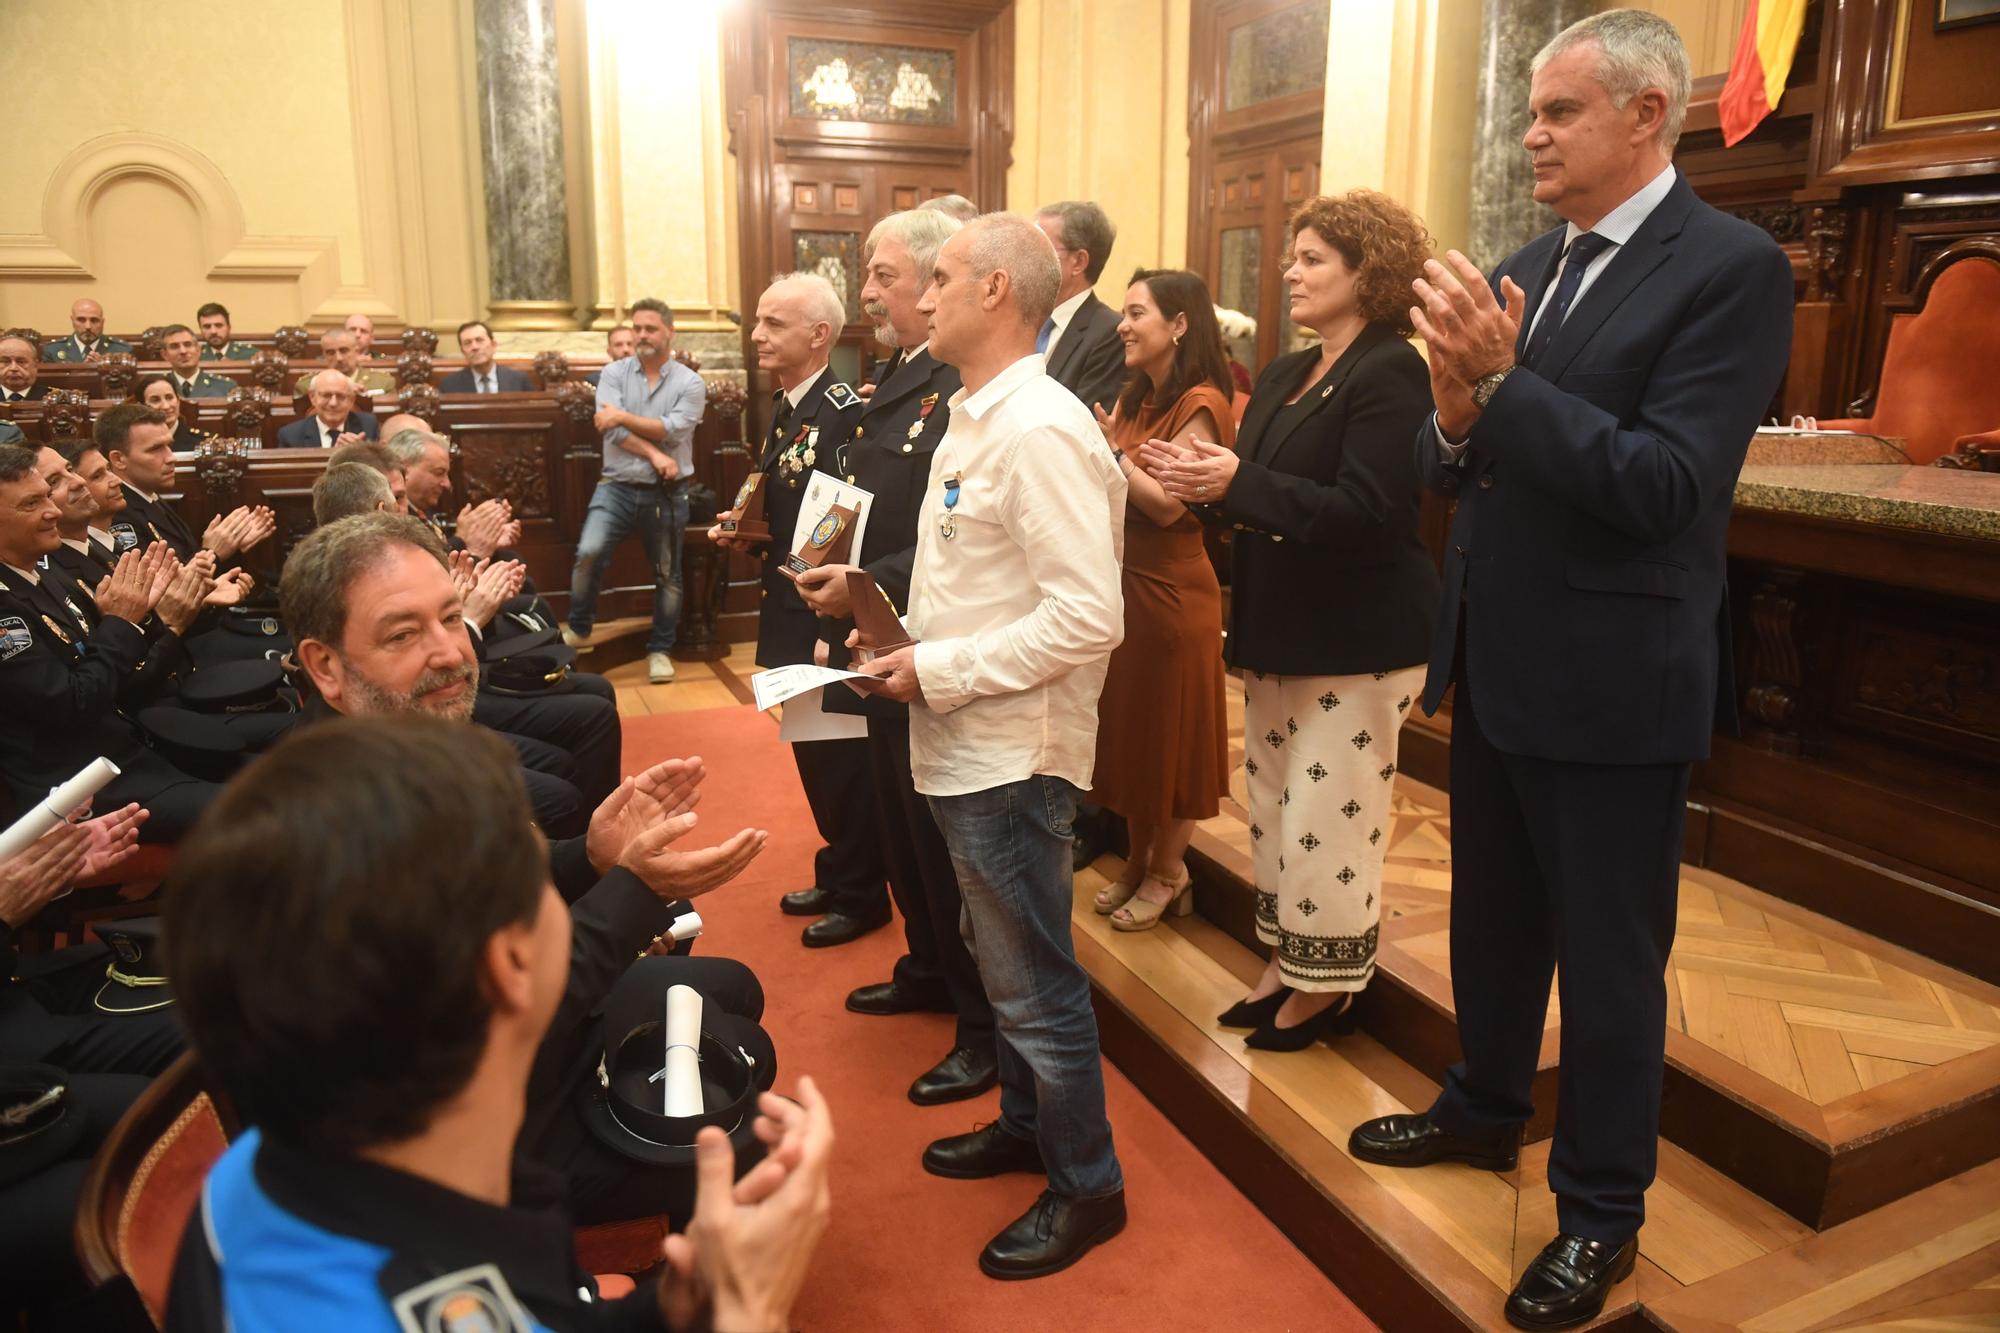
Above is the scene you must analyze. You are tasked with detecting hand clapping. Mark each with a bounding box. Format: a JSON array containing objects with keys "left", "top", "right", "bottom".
[
  {"left": 1136, "top": 437, "right": 1237, "bottom": 504},
  {"left": 1409, "top": 250, "right": 1527, "bottom": 437}
]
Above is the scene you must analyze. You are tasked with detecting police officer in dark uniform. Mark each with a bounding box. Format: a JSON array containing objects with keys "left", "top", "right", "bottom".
[
  {"left": 712, "top": 274, "right": 886, "bottom": 948},
  {"left": 792, "top": 211, "right": 998, "bottom": 1106},
  {"left": 0, "top": 443, "right": 223, "bottom": 840},
  {"left": 95, "top": 403, "right": 276, "bottom": 570}
]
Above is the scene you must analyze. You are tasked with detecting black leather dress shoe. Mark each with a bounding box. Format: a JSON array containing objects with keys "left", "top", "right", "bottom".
[
  {"left": 779, "top": 886, "right": 831, "bottom": 916},
  {"left": 1348, "top": 1112, "right": 1521, "bottom": 1171},
  {"left": 921, "top": 1121, "right": 1045, "bottom": 1180},
  {"left": 845, "top": 980, "right": 954, "bottom": 1016},
  {"left": 1505, "top": 1233, "right": 1636, "bottom": 1330},
  {"left": 909, "top": 1046, "right": 998, "bottom": 1106},
  {"left": 801, "top": 908, "right": 890, "bottom": 948},
  {"left": 979, "top": 1189, "right": 1127, "bottom": 1280}
]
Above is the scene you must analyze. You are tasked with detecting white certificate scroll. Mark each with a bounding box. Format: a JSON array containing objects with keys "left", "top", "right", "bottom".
[{"left": 663, "top": 984, "right": 704, "bottom": 1116}]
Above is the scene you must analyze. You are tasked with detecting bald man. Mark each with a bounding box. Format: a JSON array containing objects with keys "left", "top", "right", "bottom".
[
  {"left": 344, "top": 313, "right": 378, "bottom": 358},
  {"left": 41, "top": 299, "right": 133, "bottom": 363},
  {"left": 297, "top": 330, "right": 396, "bottom": 398},
  {"left": 278, "top": 371, "right": 381, "bottom": 448}
]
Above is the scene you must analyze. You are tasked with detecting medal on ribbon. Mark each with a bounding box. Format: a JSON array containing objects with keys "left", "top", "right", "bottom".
[{"left": 939, "top": 472, "right": 962, "bottom": 540}]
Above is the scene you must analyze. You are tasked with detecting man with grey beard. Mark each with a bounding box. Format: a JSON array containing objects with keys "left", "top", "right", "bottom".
[{"left": 280, "top": 511, "right": 586, "bottom": 834}]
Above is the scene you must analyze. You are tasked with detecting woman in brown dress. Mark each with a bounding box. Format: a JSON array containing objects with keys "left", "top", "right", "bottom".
[{"left": 1090, "top": 269, "right": 1235, "bottom": 931}]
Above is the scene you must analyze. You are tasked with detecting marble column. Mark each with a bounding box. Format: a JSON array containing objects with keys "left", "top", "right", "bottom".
[
  {"left": 1466, "top": 0, "right": 1606, "bottom": 271},
  {"left": 473, "top": 0, "right": 578, "bottom": 329}
]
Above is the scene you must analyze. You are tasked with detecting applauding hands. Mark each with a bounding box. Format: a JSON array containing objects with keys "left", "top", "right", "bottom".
[
  {"left": 455, "top": 499, "right": 523, "bottom": 559},
  {"left": 92, "top": 542, "right": 224, "bottom": 634},
  {"left": 584, "top": 756, "right": 768, "bottom": 900},
  {"left": 202, "top": 505, "right": 277, "bottom": 562}
]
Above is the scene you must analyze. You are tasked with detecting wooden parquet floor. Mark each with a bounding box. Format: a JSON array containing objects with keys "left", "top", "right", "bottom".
[
  {"left": 1203, "top": 676, "right": 2000, "bottom": 1123},
  {"left": 1076, "top": 870, "right": 2000, "bottom": 1330}
]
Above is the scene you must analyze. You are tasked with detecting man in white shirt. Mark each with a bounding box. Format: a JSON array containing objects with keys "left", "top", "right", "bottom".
[
  {"left": 276, "top": 371, "right": 381, "bottom": 449},
  {"left": 853, "top": 212, "right": 1129, "bottom": 1281},
  {"left": 0, "top": 335, "right": 48, "bottom": 402}
]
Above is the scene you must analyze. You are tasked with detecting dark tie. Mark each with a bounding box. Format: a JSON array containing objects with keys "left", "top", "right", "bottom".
[
  {"left": 769, "top": 390, "right": 793, "bottom": 447},
  {"left": 1519, "top": 232, "right": 1613, "bottom": 370}
]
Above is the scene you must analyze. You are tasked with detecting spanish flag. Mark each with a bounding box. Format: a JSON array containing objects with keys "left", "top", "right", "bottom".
[{"left": 1718, "top": 0, "right": 1808, "bottom": 146}]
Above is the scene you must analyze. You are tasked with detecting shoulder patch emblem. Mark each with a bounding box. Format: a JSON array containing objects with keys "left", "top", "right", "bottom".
[
  {"left": 824, "top": 381, "right": 860, "bottom": 410},
  {"left": 0, "top": 616, "right": 30, "bottom": 661},
  {"left": 391, "top": 1263, "right": 534, "bottom": 1333},
  {"left": 110, "top": 522, "right": 139, "bottom": 554}
]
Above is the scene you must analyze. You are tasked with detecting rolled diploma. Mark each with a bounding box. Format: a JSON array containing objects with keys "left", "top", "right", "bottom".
[
  {"left": 667, "top": 910, "right": 703, "bottom": 943},
  {"left": 663, "top": 984, "right": 704, "bottom": 1116},
  {"left": 0, "top": 758, "right": 121, "bottom": 862}
]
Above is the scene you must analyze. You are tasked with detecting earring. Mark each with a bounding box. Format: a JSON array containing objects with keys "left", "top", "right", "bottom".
[{"left": 1172, "top": 333, "right": 1182, "bottom": 346}]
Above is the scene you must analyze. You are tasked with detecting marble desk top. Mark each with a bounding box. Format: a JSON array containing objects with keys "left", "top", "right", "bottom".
[{"left": 1734, "top": 464, "right": 2000, "bottom": 542}]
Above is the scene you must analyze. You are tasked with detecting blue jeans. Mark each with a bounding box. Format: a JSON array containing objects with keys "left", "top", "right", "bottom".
[
  {"left": 927, "top": 775, "right": 1123, "bottom": 1200},
  {"left": 568, "top": 481, "right": 687, "bottom": 653}
]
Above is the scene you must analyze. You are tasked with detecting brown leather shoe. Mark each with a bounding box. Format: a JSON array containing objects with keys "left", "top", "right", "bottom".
[{"left": 1348, "top": 1112, "right": 1521, "bottom": 1171}]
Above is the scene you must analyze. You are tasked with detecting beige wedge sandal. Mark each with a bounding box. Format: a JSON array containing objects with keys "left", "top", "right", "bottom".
[{"left": 1109, "top": 863, "right": 1194, "bottom": 932}]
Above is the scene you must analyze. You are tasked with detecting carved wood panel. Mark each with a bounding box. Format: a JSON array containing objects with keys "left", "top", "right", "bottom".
[{"left": 725, "top": 0, "right": 1012, "bottom": 427}]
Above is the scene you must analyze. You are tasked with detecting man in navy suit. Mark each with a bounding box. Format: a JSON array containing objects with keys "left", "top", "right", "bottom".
[
  {"left": 277, "top": 372, "right": 381, "bottom": 448},
  {"left": 440, "top": 320, "right": 534, "bottom": 393},
  {"left": 1347, "top": 12, "right": 1793, "bottom": 1329}
]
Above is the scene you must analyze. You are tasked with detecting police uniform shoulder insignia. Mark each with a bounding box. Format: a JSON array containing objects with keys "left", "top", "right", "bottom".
[
  {"left": 824, "top": 381, "right": 860, "bottom": 410},
  {"left": 391, "top": 1263, "right": 535, "bottom": 1333},
  {"left": 0, "top": 616, "right": 30, "bottom": 661},
  {"left": 110, "top": 521, "right": 139, "bottom": 553}
]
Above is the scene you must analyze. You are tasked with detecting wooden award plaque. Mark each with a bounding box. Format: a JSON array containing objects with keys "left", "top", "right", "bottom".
[
  {"left": 778, "top": 502, "right": 858, "bottom": 582},
  {"left": 846, "top": 569, "right": 913, "bottom": 662},
  {"left": 717, "top": 473, "right": 772, "bottom": 543}
]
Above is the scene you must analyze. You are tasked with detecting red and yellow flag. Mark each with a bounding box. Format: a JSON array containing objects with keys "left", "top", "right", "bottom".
[{"left": 1718, "top": 0, "right": 1808, "bottom": 146}]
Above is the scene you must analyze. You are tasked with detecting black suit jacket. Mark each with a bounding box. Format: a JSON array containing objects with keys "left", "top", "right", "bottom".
[
  {"left": 750, "top": 374, "right": 864, "bottom": 668},
  {"left": 0, "top": 564, "right": 188, "bottom": 813},
  {"left": 276, "top": 411, "right": 380, "bottom": 448},
  {"left": 818, "top": 348, "right": 961, "bottom": 719},
  {"left": 111, "top": 481, "right": 202, "bottom": 560},
  {"left": 1045, "top": 292, "right": 1127, "bottom": 412},
  {"left": 439, "top": 365, "right": 534, "bottom": 393},
  {"left": 0, "top": 383, "right": 49, "bottom": 403},
  {"left": 1418, "top": 174, "right": 1795, "bottom": 765},
  {"left": 1208, "top": 325, "right": 1439, "bottom": 676}
]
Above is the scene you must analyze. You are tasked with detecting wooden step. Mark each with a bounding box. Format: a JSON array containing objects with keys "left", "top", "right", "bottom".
[
  {"left": 1181, "top": 686, "right": 2000, "bottom": 1229},
  {"left": 1076, "top": 866, "right": 2000, "bottom": 1331}
]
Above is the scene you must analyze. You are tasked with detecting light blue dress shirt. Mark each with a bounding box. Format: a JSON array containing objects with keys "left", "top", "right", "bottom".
[{"left": 594, "top": 355, "right": 707, "bottom": 483}]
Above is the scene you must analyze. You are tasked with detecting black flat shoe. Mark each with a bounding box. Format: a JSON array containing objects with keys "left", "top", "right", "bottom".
[
  {"left": 909, "top": 1046, "right": 999, "bottom": 1106},
  {"left": 845, "top": 980, "right": 954, "bottom": 1016},
  {"left": 1218, "top": 987, "right": 1291, "bottom": 1029},
  {"left": 779, "top": 886, "right": 831, "bottom": 916},
  {"left": 1245, "top": 993, "right": 1358, "bottom": 1050},
  {"left": 922, "top": 1121, "right": 1046, "bottom": 1180},
  {"left": 979, "top": 1189, "right": 1127, "bottom": 1280},
  {"left": 1348, "top": 1112, "right": 1522, "bottom": 1171},
  {"left": 801, "top": 909, "right": 890, "bottom": 948},
  {"left": 1505, "top": 1233, "right": 1636, "bottom": 1330}
]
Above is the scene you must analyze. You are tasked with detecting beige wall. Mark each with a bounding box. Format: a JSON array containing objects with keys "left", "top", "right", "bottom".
[
  {"left": 580, "top": 0, "right": 738, "bottom": 333},
  {"left": 0, "top": 0, "right": 486, "bottom": 336},
  {"left": 1630, "top": 0, "right": 1751, "bottom": 79},
  {"left": 1319, "top": 0, "right": 1481, "bottom": 258},
  {"left": 1009, "top": 0, "right": 1193, "bottom": 305}
]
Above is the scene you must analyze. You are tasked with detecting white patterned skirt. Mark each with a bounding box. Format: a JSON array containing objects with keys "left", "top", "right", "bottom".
[{"left": 1242, "top": 665, "right": 1425, "bottom": 993}]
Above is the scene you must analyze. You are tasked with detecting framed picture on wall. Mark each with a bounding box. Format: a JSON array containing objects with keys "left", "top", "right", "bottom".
[{"left": 1937, "top": 0, "right": 2000, "bottom": 31}]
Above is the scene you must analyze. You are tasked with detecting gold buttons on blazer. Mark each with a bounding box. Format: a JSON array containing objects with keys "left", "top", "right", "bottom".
[
  {"left": 1479, "top": 474, "right": 1495, "bottom": 489},
  {"left": 854, "top": 426, "right": 865, "bottom": 439}
]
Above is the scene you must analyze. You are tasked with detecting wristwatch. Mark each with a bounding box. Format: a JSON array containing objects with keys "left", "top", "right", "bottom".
[{"left": 1472, "top": 366, "right": 1514, "bottom": 410}]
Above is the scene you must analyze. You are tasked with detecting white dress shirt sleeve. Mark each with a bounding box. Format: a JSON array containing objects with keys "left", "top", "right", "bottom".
[{"left": 913, "top": 428, "right": 1125, "bottom": 715}]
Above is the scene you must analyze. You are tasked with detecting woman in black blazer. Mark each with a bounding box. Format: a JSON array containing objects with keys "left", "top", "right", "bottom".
[
  {"left": 135, "top": 374, "right": 209, "bottom": 452},
  {"left": 1141, "top": 191, "right": 1439, "bottom": 1051}
]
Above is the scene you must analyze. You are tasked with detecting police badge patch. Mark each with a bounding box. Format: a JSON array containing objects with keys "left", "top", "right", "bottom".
[
  {"left": 0, "top": 616, "right": 30, "bottom": 661},
  {"left": 391, "top": 1263, "right": 534, "bottom": 1333},
  {"left": 110, "top": 521, "right": 140, "bottom": 553},
  {"left": 824, "top": 381, "right": 860, "bottom": 410}
]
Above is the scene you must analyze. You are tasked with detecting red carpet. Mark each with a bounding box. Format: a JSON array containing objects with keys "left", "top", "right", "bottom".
[{"left": 624, "top": 706, "right": 1375, "bottom": 1332}]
